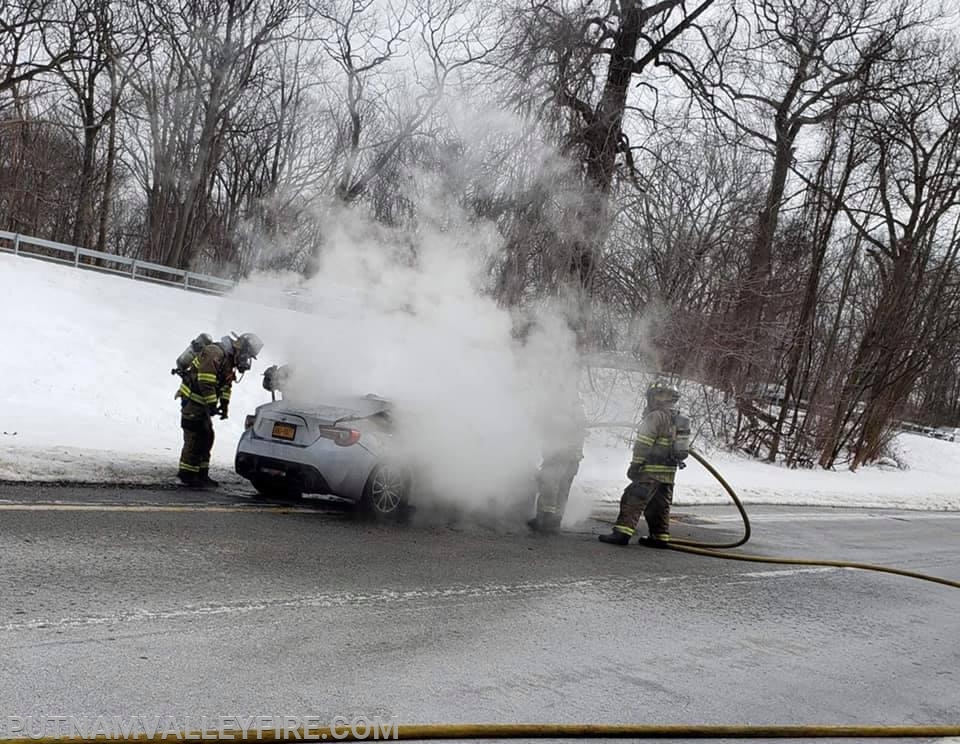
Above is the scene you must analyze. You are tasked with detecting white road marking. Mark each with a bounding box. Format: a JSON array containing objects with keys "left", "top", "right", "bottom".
[
  {"left": 0, "top": 502, "right": 326, "bottom": 514},
  {"left": 7, "top": 500, "right": 958, "bottom": 520},
  {"left": 0, "top": 568, "right": 837, "bottom": 634},
  {"left": 739, "top": 567, "right": 837, "bottom": 578},
  {"left": 0, "top": 578, "right": 652, "bottom": 632}
]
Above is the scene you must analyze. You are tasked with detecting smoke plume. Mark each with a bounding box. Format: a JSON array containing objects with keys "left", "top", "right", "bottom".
[{"left": 224, "top": 200, "right": 583, "bottom": 523}]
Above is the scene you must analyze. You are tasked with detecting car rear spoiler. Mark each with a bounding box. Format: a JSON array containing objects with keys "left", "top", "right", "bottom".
[{"left": 334, "top": 395, "right": 393, "bottom": 426}]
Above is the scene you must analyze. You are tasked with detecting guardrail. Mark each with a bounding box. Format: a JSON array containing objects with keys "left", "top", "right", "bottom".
[{"left": 0, "top": 230, "right": 237, "bottom": 295}]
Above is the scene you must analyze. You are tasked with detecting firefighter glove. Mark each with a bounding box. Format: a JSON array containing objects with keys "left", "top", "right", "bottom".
[
  {"left": 627, "top": 462, "right": 644, "bottom": 481},
  {"left": 218, "top": 401, "right": 229, "bottom": 420}
]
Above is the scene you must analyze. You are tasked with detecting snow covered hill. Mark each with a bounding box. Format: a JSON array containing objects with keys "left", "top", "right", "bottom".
[
  {"left": 1, "top": 253, "right": 293, "bottom": 485},
  {"left": 2, "top": 252, "right": 959, "bottom": 512}
]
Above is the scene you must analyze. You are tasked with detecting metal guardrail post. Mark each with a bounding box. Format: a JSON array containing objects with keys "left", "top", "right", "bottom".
[
  {"left": 74, "top": 244, "right": 80, "bottom": 267},
  {"left": 131, "top": 261, "right": 138, "bottom": 280},
  {"left": 184, "top": 273, "right": 190, "bottom": 290},
  {"left": 13, "top": 234, "right": 20, "bottom": 255}
]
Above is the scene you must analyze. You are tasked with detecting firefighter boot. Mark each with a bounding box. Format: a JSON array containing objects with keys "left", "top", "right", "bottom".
[
  {"left": 198, "top": 469, "right": 220, "bottom": 489},
  {"left": 177, "top": 470, "right": 201, "bottom": 487},
  {"left": 598, "top": 529, "right": 631, "bottom": 545},
  {"left": 528, "top": 512, "right": 562, "bottom": 534},
  {"left": 527, "top": 514, "right": 551, "bottom": 533},
  {"left": 637, "top": 534, "right": 671, "bottom": 549},
  {"left": 542, "top": 513, "right": 562, "bottom": 534}
]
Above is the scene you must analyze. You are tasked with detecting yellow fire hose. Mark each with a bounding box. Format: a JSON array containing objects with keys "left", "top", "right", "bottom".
[
  {"left": 669, "top": 449, "right": 751, "bottom": 549},
  {"left": 660, "top": 449, "right": 960, "bottom": 590},
  {"left": 12, "top": 723, "right": 960, "bottom": 741}
]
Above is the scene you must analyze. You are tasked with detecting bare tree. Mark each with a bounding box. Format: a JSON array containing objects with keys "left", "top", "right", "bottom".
[
  {"left": 763, "top": 111, "right": 864, "bottom": 462},
  {"left": 664, "top": 0, "right": 919, "bottom": 391},
  {"left": 0, "top": 0, "right": 79, "bottom": 95},
  {"left": 307, "top": 0, "right": 416, "bottom": 203},
  {"left": 0, "top": 104, "right": 83, "bottom": 239},
  {"left": 602, "top": 132, "right": 765, "bottom": 365},
  {"left": 305, "top": 0, "right": 498, "bottom": 207},
  {"left": 125, "top": 0, "right": 296, "bottom": 270},
  {"left": 819, "top": 38, "right": 960, "bottom": 468},
  {"left": 1, "top": 0, "right": 86, "bottom": 238},
  {"left": 51, "top": 0, "right": 143, "bottom": 249},
  {"left": 496, "top": 0, "right": 716, "bottom": 297},
  {"left": 228, "top": 34, "right": 333, "bottom": 272}
]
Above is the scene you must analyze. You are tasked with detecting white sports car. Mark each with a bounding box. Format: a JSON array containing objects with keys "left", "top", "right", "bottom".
[{"left": 235, "top": 367, "right": 411, "bottom": 519}]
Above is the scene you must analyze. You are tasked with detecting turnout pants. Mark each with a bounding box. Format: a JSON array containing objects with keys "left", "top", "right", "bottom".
[
  {"left": 179, "top": 403, "right": 214, "bottom": 480},
  {"left": 535, "top": 455, "right": 581, "bottom": 522},
  {"left": 613, "top": 478, "right": 674, "bottom": 540}
]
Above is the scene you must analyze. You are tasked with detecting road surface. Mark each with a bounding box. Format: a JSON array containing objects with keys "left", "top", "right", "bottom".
[{"left": 1, "top": 484, "right": 958, "bottom": 739}]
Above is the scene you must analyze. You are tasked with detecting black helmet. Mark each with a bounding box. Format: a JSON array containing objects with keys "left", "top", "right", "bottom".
[
  {"left": 262, "top": 363, "right": 291, "bottom": 392},
  {"left": 646, "top": 380, "right": 680, "bottom": 410},
  {"left": 233, "top": 332, "right": 264, "bottom": 372}
]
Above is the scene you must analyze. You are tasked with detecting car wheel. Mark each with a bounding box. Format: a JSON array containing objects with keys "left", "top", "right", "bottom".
[
  {"left": 361, "top": 464, "right": 410, "bottom": 521},
  {"left": 250, "top": 475, "right": 302, "bottom": 501}
]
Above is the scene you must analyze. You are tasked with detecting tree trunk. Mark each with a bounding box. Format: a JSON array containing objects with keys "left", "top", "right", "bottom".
[
  {"left": 72, "top": 103, "right": 98, "bottom": 249},
  {"left": 722, "top": 129, "right": 797, "bottom": 390},
  {"left": 570, "top": 0, "right": 695, "bottom": 291},
  {"left": 768, "top": 121, "right": 853, "bottom": 462},
  {"left": 97, "top": 104, "right": 118, "bottom": 254},
  {"left": 818, "top": 245, "right": 914, "bottom": 468}
]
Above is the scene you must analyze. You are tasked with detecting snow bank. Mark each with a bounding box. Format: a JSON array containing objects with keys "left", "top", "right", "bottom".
[
  {"left": 2, "top": 252, "right": 959, "bottom": 511},
  {"left": 572, "top": 436, "right": 960, "bottom": 513},
  {"left": 1, "top": 253, "right": 290, "bottom": 484},
  {"left": 570, "top": 367, "right": 960, "bottom": 512}
]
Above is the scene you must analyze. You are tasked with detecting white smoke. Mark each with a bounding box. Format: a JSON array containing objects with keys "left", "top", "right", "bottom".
[{"left": 224, "top": 200, "right": 584, "bottom": 522}]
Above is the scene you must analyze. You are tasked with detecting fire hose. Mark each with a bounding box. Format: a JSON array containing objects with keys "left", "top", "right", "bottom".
[
  {"left": 657, "top": 448, "right": 960, "bottom": 590},
  {"left": 14, "top": 723, "right": 960, "bottom": 741}
]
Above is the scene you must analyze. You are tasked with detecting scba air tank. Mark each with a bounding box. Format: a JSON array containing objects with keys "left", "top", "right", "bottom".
[{"left": 174, "top": 333, "right": 215, "bottom": 375}]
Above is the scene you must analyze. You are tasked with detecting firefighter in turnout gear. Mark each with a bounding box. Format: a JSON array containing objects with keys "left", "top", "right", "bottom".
[
  {"left": 174, "top": 332, "right": 264, "bottom": 487},
  {"left": 599, "top": 380, "right": 691, "bottom": 547},
  {"left": 528, "top": 386, "right": 588, "bottom": 534}
]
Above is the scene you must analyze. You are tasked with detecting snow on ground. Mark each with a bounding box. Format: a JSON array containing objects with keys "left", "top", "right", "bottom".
[
  {"left": 2, "top": 252, "right": 959, "bottom": 511},
  {"left": 0, "top": 253, "right": 295, "bottom": 485},
  {"left": 571, "top": 435, "right": 960, "bottom": 515}
]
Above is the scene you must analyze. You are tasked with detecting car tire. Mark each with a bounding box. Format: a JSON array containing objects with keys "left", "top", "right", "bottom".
[
  {"left": 250, "top": 475, "right": 302, "bottom": 501},
  {"left": 361, "top": 464, "right": 411, "bottom": 521}
]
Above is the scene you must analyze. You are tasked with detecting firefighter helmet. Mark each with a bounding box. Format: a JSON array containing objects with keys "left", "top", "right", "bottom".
[
  {"left": 233, "top": 332, "right": 264, "bottom": 372},
  {"left": 646, "top": 380, "right": 680, "bottom": 410}
]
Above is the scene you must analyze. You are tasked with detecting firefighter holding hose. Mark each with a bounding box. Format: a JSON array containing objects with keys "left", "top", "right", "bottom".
[{"left": 600, "top": 380, "right": 691, "bottom": 547}]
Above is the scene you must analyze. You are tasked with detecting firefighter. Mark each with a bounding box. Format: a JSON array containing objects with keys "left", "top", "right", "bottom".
[
  {"left": 175, "top": 332, "right": 264, "bottom": 487},
  {"left": 599, "top": 380, "right": 690, "bottom": 547},
  {"left": 528, "top": 385, "right": 587, "bottom": 534}
]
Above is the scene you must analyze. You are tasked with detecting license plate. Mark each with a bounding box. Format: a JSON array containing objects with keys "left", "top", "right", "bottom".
[{"left": 272, "top": 422, "right": 297, "bottom": 440}]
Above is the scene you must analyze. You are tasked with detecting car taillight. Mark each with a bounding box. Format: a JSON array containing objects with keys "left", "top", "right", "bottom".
[
  {"left": 244, "top": 415, "right": 256, "bottom": 430},
  {"left": 335, "top": 429, "right": 361, "bottom": 447},
  {"left": 318, "top": 427, "right": 361, "bottom": 446}
]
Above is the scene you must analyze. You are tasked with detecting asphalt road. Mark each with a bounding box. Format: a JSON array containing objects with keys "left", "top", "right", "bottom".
[{"left": 1, "top": 484, "right": 959, "bottom": 740}]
